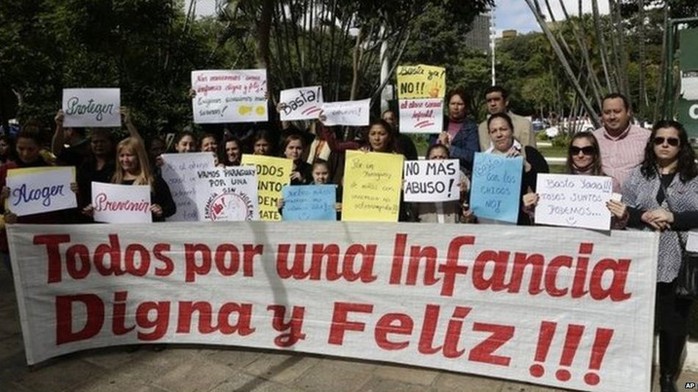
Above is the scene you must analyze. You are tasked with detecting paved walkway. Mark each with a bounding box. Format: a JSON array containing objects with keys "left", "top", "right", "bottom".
[{"left": 0, "top": 266, "right": 695, "bottom": 392}]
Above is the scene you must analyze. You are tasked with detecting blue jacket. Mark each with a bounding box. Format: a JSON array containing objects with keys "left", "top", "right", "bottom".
[{"left": 430, "top": 116, "right": 480, "bottom": 173}]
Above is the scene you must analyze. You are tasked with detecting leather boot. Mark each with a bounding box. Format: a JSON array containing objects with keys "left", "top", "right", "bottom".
[{"left": 659, "top": 332, "right": 685, "bottom": 392}]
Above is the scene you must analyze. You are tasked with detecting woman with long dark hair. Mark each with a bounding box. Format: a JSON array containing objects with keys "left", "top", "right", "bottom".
[{"left": 612, "top": 120, "right": 698, "bottom": 392}]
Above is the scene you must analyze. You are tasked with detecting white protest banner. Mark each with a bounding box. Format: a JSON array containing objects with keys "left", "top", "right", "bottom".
[
  {"left": 8, "top": 222, "right": 658, "bottom": 392},
  {"left": 403, "top": 159, "right": 460, "bottom": 202},
  {"left": 535, "top": 174, "right": 613, "bottom": 231},
  {"left": 195, "top": 166, "right": 259, "bottom": 222},
  {"left": 191, "top": 69, "right": 268, "bottom": 123},
  {"left": 62, "top": 88, "right": 121, "bottom": 128},
  {"left": 91, "top": 182, "right": 152, "bottom": 224},
  {"left": 321, "top": 99, "right": 370, "bottom": 126},
  {"left": 398, "top": 98, "right": 444, "bottom": 134},
  {"left": 6, "top": 167, "right": 76, "bottom": 216},
  {"left": 160, "top": 152, "right": 216, "bottom": 221},
  {"left": 279, "top": 86, "right": 323, "bottom": 121}
]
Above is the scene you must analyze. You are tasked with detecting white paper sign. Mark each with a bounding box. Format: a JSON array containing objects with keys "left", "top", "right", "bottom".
[
  {"left": 321, "top": 99, "right": 370, "bottom": 126},
  {"left": 195, "top": 166, "right": 259, "bottom": 221},
  {"left": 7, "top": 223, "right": 659, "bottom": 392},
  {"left": 681, "top": 73, "right": 698, "bottom": 100},
  {"left": 398, "top": 98, "right": 444, "bottom": 134},
  {"left": 91, "top": 182, "right": 152, "bottom": 223},
  {"left": 535, "top": 173, "right": 613, "bottom": 230},
  {"left": 403, "top": 159, "right": 460, "bottom": 202},
  {"left": 687, "top": 231, "right": 698, "bottom": 253},
  {"left": 279, "top": 86, "right": 323, "bottom": 121},
  {"left": 160, "top": 152, "right": 216, "bottom": 221},
  {"left": 62, "top": 88, "right": 121, "bottom": 127},
  {"left": 6, "top": 167, "right": 76, "bottom": 216},
  {"left": 191, "top": 69, "right": 268, "bottom": 123}
]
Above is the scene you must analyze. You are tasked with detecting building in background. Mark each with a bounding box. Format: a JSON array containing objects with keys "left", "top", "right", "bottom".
[{"left": 465, "top": 13, "right": 492, "bottom": 54}]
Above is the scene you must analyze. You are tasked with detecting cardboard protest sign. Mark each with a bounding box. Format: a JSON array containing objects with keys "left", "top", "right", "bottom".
[
  {"left": 240, "top": 155, "right": 292, "bottom": 221},
  {"left": 398, "top": 98, "right": 444, "bottom": 134},
  {"left": 195, "top": 166, "right": 259, "bottom": 222},
  {"left": 281, "top": 185, "right": 336, "bottom": 221},
  {"left": 321, "top": 99, "right": 370, "bottom": 126},
  {"left": 92, "top": 182, "right": 152, "bottom": 223},
  {"left": 534, "top": 174, "right": 613, "bottom": 230},
  {"left": 470, "top": 152, "right": 523, "bottom": 223},
  {"left": 6, "top": 167, "right": 76, "bottom": 216},
  {"left": 342, "top": 150, "right": 403, "bottom": 222},
  {"left": 160, "top": 152, "right": 216, "bottom": 221},
  {"left": 7, "top": 222, "right": 659, "bottom": 392},
  {"left": 403, "top": 159, "right": 460, "bottom": 202},
  {"left": 279, "top": 86, "right": 323, "bottom": 121},
  {"left": 191, "top": 69, "right": 268, "bottom": 123},
  {"left": 62, "top": 88, "right": 120, "bottom": 127},
  {"left": 396, "top": 64, "right": 446, "bottom": 99}
]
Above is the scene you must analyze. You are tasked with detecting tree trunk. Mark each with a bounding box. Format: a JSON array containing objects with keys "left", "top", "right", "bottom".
[{"left": 526, "top": 0, "right": 600, "bottom": 127}]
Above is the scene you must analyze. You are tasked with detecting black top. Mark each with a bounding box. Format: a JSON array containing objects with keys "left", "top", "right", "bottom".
[{"left": 121, "top": 176, "right": 176, "bottom": 222}]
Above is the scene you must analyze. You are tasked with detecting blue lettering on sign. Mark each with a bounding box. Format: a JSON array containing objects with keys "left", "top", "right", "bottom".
[{"left": 12, "top": 183, "right": 66, "bottom": 207}]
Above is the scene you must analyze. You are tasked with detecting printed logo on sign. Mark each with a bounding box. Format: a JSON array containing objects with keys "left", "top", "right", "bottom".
[{"left": 204, "top": 192, "right": 254, "bottom": 221}]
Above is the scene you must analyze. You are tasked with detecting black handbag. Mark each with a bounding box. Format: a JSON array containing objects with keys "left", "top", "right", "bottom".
[
  {"left": 674, "top": 238, "right": 698, "bottom": 299},
  {"left": 659, "top": 178, "right": 698, "bottom": 299}
]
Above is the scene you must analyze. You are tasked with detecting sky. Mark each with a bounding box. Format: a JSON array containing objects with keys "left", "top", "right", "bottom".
[
  {"left": 184, "top": 0, "right": 611, "bottom": 37},
  {"left": 493, "top": 0, "right": 610, "bottom": 36}
]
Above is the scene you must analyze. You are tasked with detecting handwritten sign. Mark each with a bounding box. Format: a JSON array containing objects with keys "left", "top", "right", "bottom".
[
  {"left": 399, "top": 98, "right": 443, "bottom": 134},
  {"left": 62, "top": 88, "right": 120, "bottom": 127},
  {"left": 6, "top": 167, "right": 76, "bottom": 217},
  {"left": 279, "top": 86, "right": 323, "bottom": 121},
  {"left": 396, "top": 64, "right": 446, "bottom": 99},
  {"left": 240, "top": 155, "right": 292, "bottom": 221},
  {"left": 470, "top": 153, "right": 522, "bottom": 223},
  {"left": 195, "top": 166, "right": 259, "bottom": 222},
  {"left": 534, "top": 174, "right": 613, "bottom": 230},
  {"left": 342, "top": 150, "right": 403, "bottom": 222},
  {"left": 160, "top": 153, "right": 216, "bottom": 221},
  {"left": 7, "top": 222, "right": 659, "bottom": 392},
  {"left": 321, "top": 99, "right": 370, "bottom": 126},
  {"left": 281, "top": 185, "right": 336, "bottom": 221},
  {"left": 191, "top": 69, "right": 268, "bottom": 124},
  {"left": 403, "top": 159, "right": 460, "bottom": 202},
  {"left": 91, "top": 182, "right": 151, "bottom": 223}
]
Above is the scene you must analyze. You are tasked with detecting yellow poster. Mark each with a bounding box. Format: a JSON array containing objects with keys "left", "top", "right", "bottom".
[
  {"left": 240, "top": 155, "right": 292, "bottom": 221},
  {"left": 396, "top": 64, "right": 446, "bottom": 99},
  {"left": 341, "top": 150, "right": 404, "bottom": 222}
]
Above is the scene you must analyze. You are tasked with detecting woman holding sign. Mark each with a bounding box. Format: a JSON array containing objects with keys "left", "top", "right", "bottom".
[
  {"left": 614, "top": 120, "right": 698, "bottom": 392},
  {"left": 521, "top": 132, "right": 604, "bottom": 214},
  {"left": 0, "top": 127, "right": 72, "bottom": 270},
  {"left": 83, "top": 136, "right": 176, "bottom": 222},
  {"left": 281, "top": 134, "right": 312, "bottom": 185},
  {"left": 415, "top": 144, "right": 472, "bottom": 223},
  {"left": 484, "top": 113, "right": 548, "bottom": 225},
  {"left": 432, "top": 87, "right": 479, "bottom": 173}
]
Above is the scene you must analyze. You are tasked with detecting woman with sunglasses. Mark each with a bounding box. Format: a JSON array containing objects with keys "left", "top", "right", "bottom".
[
  {"left": 522, "top": 132, "right": 604, "bottom": 212},
  {"left": 611, "top": 120, "right": 698, "bottom": 392}
]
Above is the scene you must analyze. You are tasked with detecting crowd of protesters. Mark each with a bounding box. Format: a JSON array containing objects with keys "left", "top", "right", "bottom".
[{"left": 0, "top": 85, "right": 697, "bottom": 392}]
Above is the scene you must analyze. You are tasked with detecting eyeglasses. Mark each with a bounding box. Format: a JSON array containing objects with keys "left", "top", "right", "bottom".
[
  {"left": 653, "top": 137, "right": 680, "bottom": 147},
  {"left": 570, "top": 146, "right": 595, "bottom": 156}
]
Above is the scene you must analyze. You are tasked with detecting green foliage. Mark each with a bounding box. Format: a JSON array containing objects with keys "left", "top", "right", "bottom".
[{"left": 551, "top": 132, "right": 572, "bottom": 149}]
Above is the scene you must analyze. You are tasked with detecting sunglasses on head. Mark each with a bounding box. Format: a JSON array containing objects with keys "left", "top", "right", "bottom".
[
  {"left": 570, "top": 146, "right": 595, "bottom": 155},
  {"left": 653, "top": 136, "right": 680, "bottom": 147}
]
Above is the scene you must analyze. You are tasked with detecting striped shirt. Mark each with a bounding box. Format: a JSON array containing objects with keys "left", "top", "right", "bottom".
[{"left": 593, "top": 124, "right": 650, "bottom": 192}]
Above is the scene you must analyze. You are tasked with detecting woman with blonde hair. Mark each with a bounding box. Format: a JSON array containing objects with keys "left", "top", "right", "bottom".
[{"left": 84, "top": 136, "right": 176, "bottom": 222}]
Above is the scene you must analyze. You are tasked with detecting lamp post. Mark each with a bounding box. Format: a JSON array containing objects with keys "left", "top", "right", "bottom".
[{"left": 490, "top": 12, "right": 496, "bottom": 86}]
